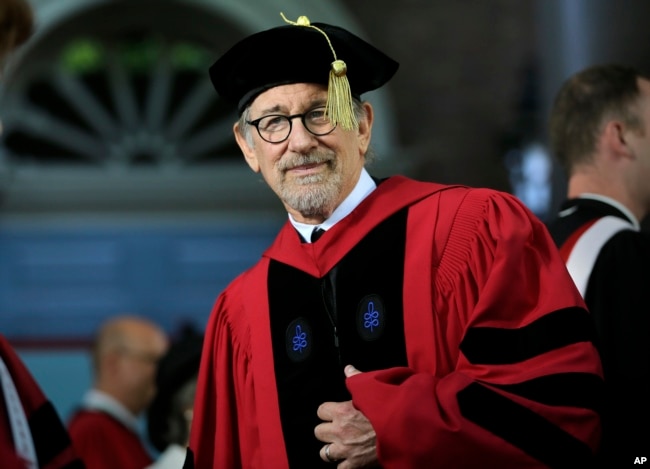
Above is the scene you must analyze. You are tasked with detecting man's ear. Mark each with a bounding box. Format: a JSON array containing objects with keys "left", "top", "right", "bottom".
[
  {"left": 103, "top": 348, "right": 121, "bottom": 376},
  {"left": 603, "top": 120, "right": 633, "bottom": 158},
  {"left": 234, "top": 122, "right": 260, "bottom": 172},
  {"left": 357, "top": 102, "right": 374, "bottom": 156}
]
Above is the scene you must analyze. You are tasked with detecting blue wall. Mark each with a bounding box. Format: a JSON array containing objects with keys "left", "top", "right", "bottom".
[
  {"left": 2, "top": 215, "right": 283, "bottom": 446},
  {"left": 0, "top": 217, "right": 282, "bottom": 340}
]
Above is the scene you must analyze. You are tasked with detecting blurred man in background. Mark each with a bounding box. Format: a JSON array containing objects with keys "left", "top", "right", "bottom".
[
  {"left": 547, "top": 63, "right": 650, "bottom": 466},
  {"left": 68, "top": 315, "right": 168, "bottom": 469}
]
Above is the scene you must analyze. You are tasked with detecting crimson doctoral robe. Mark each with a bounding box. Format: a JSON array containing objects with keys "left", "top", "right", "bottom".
[
  {"left": 0, "top": 335, "right": 83, "bottom": 469},
  {"left": 188, "top": 176, "right": 603, "bottom": 468}
]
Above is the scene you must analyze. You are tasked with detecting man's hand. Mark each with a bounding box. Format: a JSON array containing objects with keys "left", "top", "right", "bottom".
[{"left": 314, "top": 365, "right": 379, "bottom": 468}]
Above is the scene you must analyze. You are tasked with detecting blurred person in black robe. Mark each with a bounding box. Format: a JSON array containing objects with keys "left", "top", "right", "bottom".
[{"left": 547, "top": 63, "right": 650, "bottom": 466}]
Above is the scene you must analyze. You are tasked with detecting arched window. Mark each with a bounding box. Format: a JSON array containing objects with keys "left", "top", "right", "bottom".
[{"left": 0, "top": 0, "right": 398, "bottom": 214}]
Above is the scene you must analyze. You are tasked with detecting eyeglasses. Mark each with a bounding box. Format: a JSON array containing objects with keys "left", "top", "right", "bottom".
[{"left": 246, "top": 106, "right": 336, "bottom": 143}]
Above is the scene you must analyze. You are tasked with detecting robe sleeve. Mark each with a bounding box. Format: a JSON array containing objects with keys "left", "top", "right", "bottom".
[
  {"left": 346, "top": 188, "right": 603, "bottom": 468},
  {"left": 187, "top": 274, "right": 258, "bottom": 469}
]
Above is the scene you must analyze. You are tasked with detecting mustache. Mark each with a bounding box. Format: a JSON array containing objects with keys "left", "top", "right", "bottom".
[{"left": 278, "top": 152, "right": 335, "bottom": 171}]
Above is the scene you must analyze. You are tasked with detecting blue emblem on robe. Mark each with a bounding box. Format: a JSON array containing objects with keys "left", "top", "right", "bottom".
[
  {"left": 356, "top": 294, "right": 385, "bottom": 341},
  {"left": 286, "top": 317, "right": 312, "bottom": 362}
]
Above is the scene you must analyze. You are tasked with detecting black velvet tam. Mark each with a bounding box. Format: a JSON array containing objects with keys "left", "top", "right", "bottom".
[{"left": 208, "top": 19, "right": 399, "bottom": 113}]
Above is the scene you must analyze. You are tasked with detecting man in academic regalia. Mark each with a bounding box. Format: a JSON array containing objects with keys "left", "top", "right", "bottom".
[
  {"left": 546, "top": 64, "right": 650, "bottom": 467},
  {"left": 186, "top": 14, "right": 604, "bottom": 468},
  {"left": 1, "top": 2, "right": 84, "bottom": 468}
]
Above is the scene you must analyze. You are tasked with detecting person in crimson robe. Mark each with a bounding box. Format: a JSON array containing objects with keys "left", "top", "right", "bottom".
[
  {"left": 185, "top": 14, "right": 604, "bottom": 469},
  {"left": 67, "top": 316, "right": 168, "bottom": 469},
  {"left": 546, "top": 64, "right": 650, "bottom": 467},
  {"left": 1, "top": 2, "right": 84, "bottom": 468},
  {"left": 0, "top": 335, "right": 85, "bottom": 469}
]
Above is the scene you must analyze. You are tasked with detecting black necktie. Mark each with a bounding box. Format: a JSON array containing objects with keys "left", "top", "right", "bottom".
[{"left": 311, "top": 227, "right": 326, "bottom": 243}]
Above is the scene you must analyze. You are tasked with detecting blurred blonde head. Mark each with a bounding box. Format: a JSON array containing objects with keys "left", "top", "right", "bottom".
[{"left": 0, "top": 0, "right": 33, "bottom": 66}]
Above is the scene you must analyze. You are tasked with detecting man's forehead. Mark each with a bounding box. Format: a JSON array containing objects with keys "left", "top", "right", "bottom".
[{"left": 250, "top": 83, "right": 328, "bottom": 112}]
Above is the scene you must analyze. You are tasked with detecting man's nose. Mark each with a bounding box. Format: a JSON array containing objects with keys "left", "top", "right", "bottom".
[{"left": 286, "top": 119, "right": 318, "bottom": 153}]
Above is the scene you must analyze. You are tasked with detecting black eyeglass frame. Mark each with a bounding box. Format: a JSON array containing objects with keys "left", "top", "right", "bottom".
[{"left": 245, "top": 106, "right": 337, "bottom": 144}]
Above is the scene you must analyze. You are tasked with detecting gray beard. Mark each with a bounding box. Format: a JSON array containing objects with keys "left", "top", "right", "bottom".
[{"left": 277, "top": 154, "right": 342, "bottom": 219}]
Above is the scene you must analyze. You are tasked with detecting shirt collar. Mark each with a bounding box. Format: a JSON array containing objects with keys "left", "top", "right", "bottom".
[
  {"left": 82, "top": 389, "right": 140, "bottom": 433},
  {"left": 290, "top": 168, "right": 377, "bottom": 243},
  {"left": 576, "top": 193, "right": 641, "bottom": 229}
]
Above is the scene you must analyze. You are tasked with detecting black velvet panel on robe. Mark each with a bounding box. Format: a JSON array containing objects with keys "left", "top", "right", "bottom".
[{"left": 268, "top": 209, "right": 409, "bottom": 468}]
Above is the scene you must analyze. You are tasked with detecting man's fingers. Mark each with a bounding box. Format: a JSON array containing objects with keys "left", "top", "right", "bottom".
[
  {"left": 317, "top": 401, "right": 335, "bottom": 420},
  {"left": 320, "top": 443, "right": 339, "bottom": 463},
  {"left": 344, "top": 364, "right": 361, "bottom": 377}
]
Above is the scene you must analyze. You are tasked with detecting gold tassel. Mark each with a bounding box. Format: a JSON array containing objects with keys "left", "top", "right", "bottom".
[
  {"left": 280, "top": 13, "right": 358, "bottom": 131},
  {"left": 327, "top": 60, "right": 358, "bottom": 131}
]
